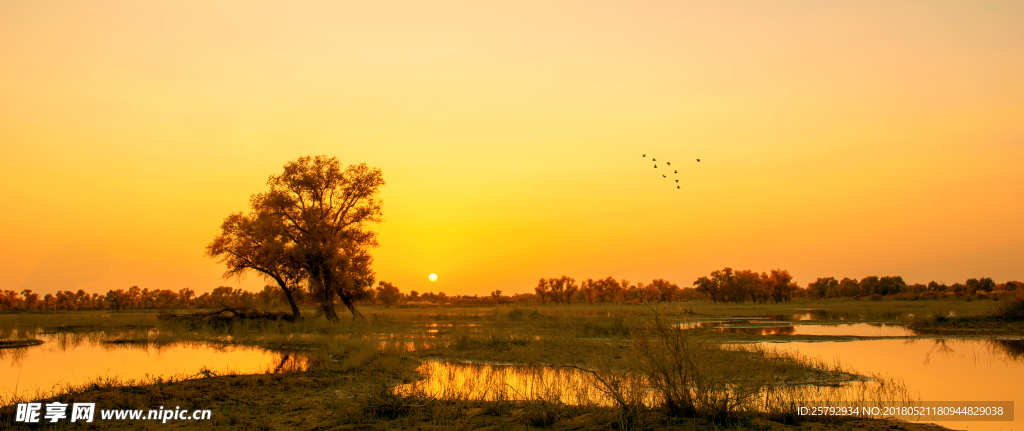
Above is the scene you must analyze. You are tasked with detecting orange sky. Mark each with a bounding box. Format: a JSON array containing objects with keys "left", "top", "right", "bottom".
[{"left": 2, "top": 1, "right": 1022, "bottom": 296}]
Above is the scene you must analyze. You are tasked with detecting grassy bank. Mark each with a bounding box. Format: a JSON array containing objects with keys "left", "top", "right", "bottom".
[{"left": 909, "top": 293, "right": 1024, "bottom": 335}]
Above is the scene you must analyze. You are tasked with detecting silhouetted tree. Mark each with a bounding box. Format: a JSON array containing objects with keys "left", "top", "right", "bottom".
[
  {"left": 768, "top": 269, "right": 798, "bottom": 303},
  {"left": 831, "top": 277, "right": 855, "bottom": 297},
  {"left": 0, "top": 290, "right": 20, "bottom": 310},
  {"left": 1000, "top": 281, "right": 1024, "bottom": 291},
  {"left": 536, "top": 276, "right": 578, "bottom": 304},
  {"left": 21, "top": 289, "right": 39, "bottom": 310},
  {"left": 859, "top": 276, "right": 880, "bottom": 296},
  {"left": 808, "top": 277, "right": 839, "bottom": 299},
  {"left": 214, "top": 156, "right": 384, "bottom": 322},
  {"left": 695, "top": 267, "right": 796, "bottom": 303},
  {"left": 375, "top": 281, "right": 402, "bottom": 306},
  {"left": 734, "top": 270, "right": 766, "bottom": 303},
  {"left": 648, "top": 279, "right": 680, "bottom": 302},
  {"left": 179, "top": 288, "right": 195, "bottom": 308},
  {"left": 966, "top": 277, "right": 996, "bottom": 294},
  {"left": 877, "top": 276, "right": 906, "bottom": 296},
  {"left": 695, "top": 268, "right": 732, "bottom": 303}
]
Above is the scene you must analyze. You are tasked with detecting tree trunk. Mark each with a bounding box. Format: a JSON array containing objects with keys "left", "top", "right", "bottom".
[
  {"left": 282, "top": 286, "right": 301, "bottom": 319},
  {"left": 317, "top": 280, "right": 337, "bottom": 321},
  {"left": 271, "top": 275, "right": 301, "bottom": 320},
  {"left": 310, "top": 267, "right": 340, "bottom": 322},
  {"left": 339, "top": 294, "right": 365, "bottom": 321},
  {"left": 331, "top": 261, "right": 366, "bottom": 321},
  {"left": 321, "top": 302, "right": 340, "bottom": 322}
]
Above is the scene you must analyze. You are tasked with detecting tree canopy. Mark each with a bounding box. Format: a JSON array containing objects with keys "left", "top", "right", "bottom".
[{"left": 207, "top": 156, "right": 385, "bottom": 321}]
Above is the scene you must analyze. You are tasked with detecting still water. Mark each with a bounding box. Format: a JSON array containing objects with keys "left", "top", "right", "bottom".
[
  {"left": 680, "top": 319, "right": 917, "bottom": 337},
  {"left": 762, "top": 339, "right": 1024, "bottom": 431},
  {"left": 1, "top": 331, "right": 303, "bottom": 401},
  {"left": 396, "top": 338, "right": 1022, "bottom": 431},
  {"left": 724, "top": 323, "right": 917, "bottom": 337},
  {"left": 4, "top": 323, "right": 1022, "bottom": 431}
]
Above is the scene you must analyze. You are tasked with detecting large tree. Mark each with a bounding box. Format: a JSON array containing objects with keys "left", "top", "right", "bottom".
[
  {"left": 207, "top": 156, "right": 384, "bottom": 321},
  {"left": 256, "top": 156, "right": 384, "bottom": 321}
]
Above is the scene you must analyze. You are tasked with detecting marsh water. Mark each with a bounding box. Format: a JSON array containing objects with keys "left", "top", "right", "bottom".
[
  {"left": 401, "top": 314, "right": 1023, "bottom": 431},
  {"left": 1, "top": 329, "right": 305, "bottom": 401},
  {"left": 678, "top": 319, "right": 917, "bottom": 337},
  {"left": 766, "top": 339, "right": 1023, "bottom": 431},
  {"left": 395, "top": 340, "right": 1022, "bottom": 430},
  {"left": 3, "top": 312, "right": 1023, "bottom": 431}
]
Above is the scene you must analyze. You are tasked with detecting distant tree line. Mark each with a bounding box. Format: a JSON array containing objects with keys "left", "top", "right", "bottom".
[
  {"left": 1, "top": 286, "right": 294, "bottom": 312},
  {"left": 804, "top": 276, "right": 1022, "bottom": 300},
  {"left": 368, "top": 270, "right": 1022, "bottom": 306},
  {"left": 4, "top": 269, "right": 1023, "bottom": 312},
  {"left": 694, "top": 268, "right": 799, "bottom": 303},
  {"left": 0, "top": 282, "right": 415, "bottom": 312},
  {"left": 534, "top": 276, "right": 699, "bottom": 304}
]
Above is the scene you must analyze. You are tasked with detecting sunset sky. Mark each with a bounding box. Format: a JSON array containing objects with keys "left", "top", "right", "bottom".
[{"left": 2, "top": 1, "right": 1022, "bottom": 296}]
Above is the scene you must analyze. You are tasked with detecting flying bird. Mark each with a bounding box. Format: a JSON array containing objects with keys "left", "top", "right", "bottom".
[
  {"left": 675, "top": 179, "right": 679, "bottom": 183},
  {"left": 677, "top": 185, "right": 680, "bottom": 189},
  {"left": 674, "top": 170, "right": 678, "bottom": 173},
  {"left": 697, "top": 159, "right": 700, "bottom": 162},
  {"left": 666, "top": 162, "right": 671, "bottom": 166},
  {"left": 652, "top": 158, "right": 656, "bottom": 161},
  {"left": 654, "top": 164, "right": 657, "bottom": 168},
  {"left": 662, "top": 174, "right": 666, "bottom": 178},
  {"left": 642, "top": 154, "right": 646, "bottom": 157}
]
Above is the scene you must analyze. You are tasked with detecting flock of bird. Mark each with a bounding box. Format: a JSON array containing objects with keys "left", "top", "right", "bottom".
[{"left": 643, "top": 153, "right": 699, "bottom": 189}]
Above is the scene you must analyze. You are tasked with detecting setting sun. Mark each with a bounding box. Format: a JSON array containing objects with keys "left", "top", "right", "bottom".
[{"left": 428, "top": 274, "right": 438, "bottom": 282}]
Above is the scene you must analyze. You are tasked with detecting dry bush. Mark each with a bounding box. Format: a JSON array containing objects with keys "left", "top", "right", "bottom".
[{"left": 632, "top": 317, "right": 773, "bottom": 422}]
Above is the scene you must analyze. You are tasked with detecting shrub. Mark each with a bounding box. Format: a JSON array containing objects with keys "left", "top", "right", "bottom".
[
  {"left": 632, "top": 316, "right": 771, "bottom": 422},
  {"left": 992, "top": 293, "right": 1024, "bottom": 321}
]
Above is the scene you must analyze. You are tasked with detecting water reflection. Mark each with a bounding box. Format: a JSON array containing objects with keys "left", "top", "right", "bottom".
[
  {"left": 780, "top": 309, "right": 852, "bottom": 321},
  {"left": 714, "top": 324, "right": 795, "bottom": 336},
  {"left": 788, "top": 323, "right": 915, "bottom": 337},
  {"left": 395, "top": 360, "right": 909, "bottom": 413},
  {"left": 398, "top": 338, "right": 1023, "bottom": 431},
  {"left": 378, "top": 340, "right": 442, "bottom": 353},
  {"left": 1, "top": 331, "right": 309, "bottom": 401},
  {"left": 988, "top": 339, "right": 1024, "bottom": 361},
  {"left": 764, "top": 339, "right": 1024, "bottom": 431},
  {"left": 376, "top": 333, "right": 446, "bottom": 353},
  {"left": 679, "top": 319, "right": 915, "bottom": 337},
  {"left": 394, "top": 360, "right": 653, "bottom": 407}
]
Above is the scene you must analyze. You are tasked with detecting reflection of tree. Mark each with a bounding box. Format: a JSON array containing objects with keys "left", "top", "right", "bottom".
[
  {"left": 270, "top": 353, "right": 316, "bottom": 373},
  {"left": 0, "top": 344, "right": 30, "bottom": 364},
  {"left": 921, "top": 339, "right": 1024, "bottom": 365},
  {"left": 51, "top": 332, "right": 93, "bottom": 351},
  {"left": 987, "top": 340, "right": 1024, "bottom": 362},
  {"left": 922, "top": 340, "right": 956, "bottom": 366},
  {"left": 720, "top": 326, "right": 795, "bottom": 336}
]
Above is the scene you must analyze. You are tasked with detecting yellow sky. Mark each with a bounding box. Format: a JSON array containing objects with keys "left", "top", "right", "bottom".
[{"left": 2, "top": 1, "right": 1022, "bottom": 296}]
